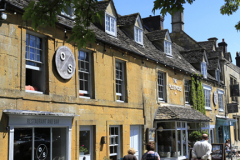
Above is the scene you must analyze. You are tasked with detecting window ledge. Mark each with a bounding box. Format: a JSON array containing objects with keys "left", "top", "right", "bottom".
[
  {"left": 25, "top": 90, "right": 43, "bottom": 94},
  {"left": 205, "top": 107, "right": 212, "bottom": 111},
  {"left": 79, "top": 96, "right": 91, "bottom": 99},
  {"left": 116, "top": 100, "right": 124, "bottom": 103},
  {"left": 219, "top": 109, "right": 224, "bottom": 112},
  {"left": 26, "top": 65, "right": 41, "bottom": 71}
]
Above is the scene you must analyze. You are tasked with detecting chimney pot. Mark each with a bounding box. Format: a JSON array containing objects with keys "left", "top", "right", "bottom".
[
  {"left": 149, "top": 15, "right": 151, "bottom": 17},
  {"left": 222, "top": 39, "right": 224, "bottom": 42}
]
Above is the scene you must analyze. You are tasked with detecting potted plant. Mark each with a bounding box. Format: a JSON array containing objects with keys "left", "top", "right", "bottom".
[{"left": 79, "top": 145, "right": 88, "bottom": 155}]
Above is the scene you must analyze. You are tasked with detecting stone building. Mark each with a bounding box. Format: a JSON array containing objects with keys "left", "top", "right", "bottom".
[{"left": 0, "top": 0, "right": 232, "bottom": 160}]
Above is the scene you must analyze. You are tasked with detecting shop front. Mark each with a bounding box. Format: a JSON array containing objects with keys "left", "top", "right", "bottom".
[
  {"left": 216, "top": 116, "right": 237, "bottom": 143},
  {"left": 154, "top": 106, "right": 211, "bottom": 160},
  {"left": 4, "top": 109, "right": 75, "bottom": 160}
]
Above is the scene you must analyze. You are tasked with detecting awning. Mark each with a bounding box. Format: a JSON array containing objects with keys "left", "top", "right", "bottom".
[
  {"left": 154, "top": 106, "right": 211, "bottom": 122},
  {"left": 216, "top": 116, "right": 237, "bottom": 127}
]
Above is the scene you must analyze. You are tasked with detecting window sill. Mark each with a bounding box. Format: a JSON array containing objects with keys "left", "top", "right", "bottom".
[
  {"left": 116, "top": 100, "right": 124, "bottom": 103},
  {"left": 105, "top": 30, "right": 117, "bottom": 37},
  {"left": 26, "top": 65, "right": 41, "bottom": 71},
  {"left": 25, "top": 90, "right": 43, "bottom": 94},
  {"left": 79, "top": 96, "right": 90, "bottom": 99},
  {"left": 219, "top": 109, "right": 224, "bottom": 112},
  {"left": 205, "top": 107, "right": 212, "bottom": 111}
]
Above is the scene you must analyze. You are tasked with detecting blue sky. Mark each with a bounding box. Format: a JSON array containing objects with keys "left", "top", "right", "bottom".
[{"left": 114, "top": 0, "right": 240, "bottom": 64}]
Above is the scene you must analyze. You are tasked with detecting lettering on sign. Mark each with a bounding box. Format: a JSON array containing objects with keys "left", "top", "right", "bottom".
[
  {"left": 27, "top": 119, "right": 60, "bottom": 125},
  {"left": 173, "top": 78, "right": 177, "bottom": 84},
  {"left": 169, "top": 84, "right": 182, "bottom": 92}
]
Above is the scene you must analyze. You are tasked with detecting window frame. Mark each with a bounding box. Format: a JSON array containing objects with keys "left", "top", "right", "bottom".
[
  {"left": 230, "top": 76, "right": 238, "bottom": 103},
  {"left": 78, "top": 50, "right": 92, "bottom": 99},
  {"left": 109, "top": 125, "right": 121, "bottom": 159},
  {"left": 164, "top": 40, "right": 172, "bottom": 56},
  {"left": 134, "top": 26, "right": 143, "bottom": 45},
  {"left": 218, "top": 89, "right": 224, "bottom": 112},
  {"left": 215, "top": 69, "right": 220, "bottom": 82},
  {"left": 201, "top": 62, "right": 207, "bottom": 78},
  {"left": 25, "top": 31, "right": 46, "bottom": 94},
  {"left": 185, "top": 80, "right": 190, "bottom": 104},
  {"left": 115, "top": 59, "right": 125, "bottom": 102},
  {"left": 203, "top": 85, "right": 212, "bottom": 110},
  {"left": 105, "top": 12, "right": 117, "bottom": 37},
  {"left": 158, "top": 71, "right": 166, "bottom": 102}
]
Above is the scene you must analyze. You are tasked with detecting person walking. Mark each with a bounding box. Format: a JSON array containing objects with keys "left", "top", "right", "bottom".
[
  {"left": 192, "top": 134, "right": 212, "bottom": 160},
  {"left": 141, "top": 142, "right": 160, "bottom": 160},
  {"left": 123, "top": 148, "right": 137, "bottom": 160}
]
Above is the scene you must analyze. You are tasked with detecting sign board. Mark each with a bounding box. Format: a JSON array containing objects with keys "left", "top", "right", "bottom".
[
  {"left": 55, "top": 46, "right": 76, "bottom": 80},
  {"left": 230, "top": 84, "right": 239, "bottom": 97},
  {"left": 146, "top": 128, "right": 155, "bottom": 143},
  {"left": 212, "top": 143, "right": 225, "bottom": 160},
  {"left": 213, "top": 91, "right": 218, "bottom": 105},
  {"left": 227, "top": 103, "right": 238, "bottom": 113}
]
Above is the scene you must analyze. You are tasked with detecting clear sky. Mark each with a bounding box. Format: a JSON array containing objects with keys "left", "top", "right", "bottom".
[{"left": 114, "top": 0, "right": 240, "bottom": 65}]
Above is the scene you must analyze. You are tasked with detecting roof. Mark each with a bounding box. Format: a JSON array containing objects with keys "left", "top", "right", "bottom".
[
  {"left": 206, "top": 50, "right": 222, "bottom": 59},
  {"left": 208, "top": 59, "right": 219, "bottom": 70},
  {"left": 145, "top": 29, "right": 168, "bottom": 41},
  {"left": 226, "top": 62, "right": 240, "bottom": 74},
  {"left": 94, "top": 0, "right": 111, "bottom": 12},
  {"left": 180, "top": 49, "right": 205, "bottom": 64},
  {"left": 142, "top": 15, "right": 163, "bottom": 31},
  {"left": 224, "top": 52, "right": 232, "bottom": 62},
  {"left": 198, "top": 41, "right": 215, "bottom": 50},
  {"left": 155, "top": 106, "right": 211, "bottom": 121},
  {"left": 117, "top": 13, "right": 139, "bottom": 26}
]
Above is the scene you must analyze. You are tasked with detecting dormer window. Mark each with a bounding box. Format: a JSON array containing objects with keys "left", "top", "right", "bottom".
[
  {"left": 164, "top": 40, "right": 172, "bottom": 56},
  {"left": 105, "top": 13, "right": 116, "bottom": 36},
  {"left": 215, "top": 69, "right": 220, "bottom": 82},
  {"left": 134, "top": 27, "right": 143, "bottom": 45},
  {"left": 61, "top": 4, "right": 75, "bottom": 19},
  {"left": 201, "top": 62, "right": 207, "bottom": 78}
]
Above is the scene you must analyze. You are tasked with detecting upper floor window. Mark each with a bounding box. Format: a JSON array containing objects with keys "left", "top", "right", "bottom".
[
  {"left": 201, "top": 62, "right": 207, "bottom": 78},
  {"left": 105, "top": 13, "right": 116, "bottom": 36},
  {"left": 215, "top": 69, "right": 220, "bottom": 82},
  {"left": 25, "top": 33, "right": 45, "bottom": 94},
  {"left": 164, "top": 40, "right": 172, "bottom": 56},
  {"left": 203, "top": 85, "right": 212, "bottom": 110},
  {"left": 230, "top": 76, "right": 238, "bottom": 103},
  {"left": 185, "top": 80, "right": 190, "bottom": 104},
  {"left": 115, "top": 60, "right": 125, "bottom": 102},
  {"left": 78, "top": 51, "right": 92, "bottom": 98},
  {"left": 134, "top": 27, "right": 143, "bottom": 45},
  {"left": 158, "top": 71, "right": 165, "bottom": 101},
  {"left": 218, "top": 90, "right": 224, "bottom": 112},
  {"left": 61, "top": 4, "right": 75, "bottom": 19}
]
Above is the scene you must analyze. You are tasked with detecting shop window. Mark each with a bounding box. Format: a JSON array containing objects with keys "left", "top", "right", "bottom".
[
  {"left": 105, "top": 13, "right": 116, "bottom": 37},
  {"left": 25, "top": 33, "right": 45, "bottom": 94},
  {"left": 109, "top": 126, "right": 121, "bottom": 160},
  {"left": 201, "top": 62, "right": 207, "bottom": 78},
  {"left": 78, "top": 51, "right": 92, "bottom": 98},
  {"left": 203, "top": 85, "right": 212, "bottom": 110},
  {"left": 14, "top": 127, "right": 67, "bottom": 160},
  {"left": 79, "top": 126, "right": 93, "bottom": 159},
  {"left": 218, "top": 90, "right": 224, "bottom": 111},
  {"left": 185, "top": 80, "right": 190, "bottom": 104},
  {"left": 115, "top": 60, "right": 125, "bottom": 102},
  {"left": 158, "top": 71, "right": 165, "bottom": 101}
]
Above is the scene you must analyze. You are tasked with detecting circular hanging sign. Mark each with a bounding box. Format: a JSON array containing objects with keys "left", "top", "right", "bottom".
[
  {"left": 213, "top": 91, "right": 218, "bottom": 105},
  {"left": 55, "top": 46, "right": 76, "bottom": 79},
  {"left": 36, "top": 144, "right": 48, "bottom": 160}
]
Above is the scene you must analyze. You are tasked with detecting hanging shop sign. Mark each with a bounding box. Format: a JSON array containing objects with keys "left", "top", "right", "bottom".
[
  {"left": 213, "top": 91, "right": 218, "bottom": 106},
  {"left": 227, "top": 103, "right": 238, "bottom": 113},
  {"left": 55, "top": 46, "right": 76, "bottom": 80},
  {"left": 211, "top": 143, "right": 225, "bottom": 160}
]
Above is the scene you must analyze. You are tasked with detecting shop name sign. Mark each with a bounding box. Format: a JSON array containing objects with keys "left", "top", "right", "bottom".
[
  {"left": 27, "top": 119, "right": 60, "bottom": 125},
  {"left": 169, "top": 78, "right": 182, "bottom": 92}
]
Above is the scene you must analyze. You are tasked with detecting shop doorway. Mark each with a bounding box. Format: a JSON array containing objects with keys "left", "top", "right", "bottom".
[
  {"left": 130, "top": 125, "right": 142, "bottom": 160},
  {"left": 79, "top": 126, "right": 93, "bottom": 160}
]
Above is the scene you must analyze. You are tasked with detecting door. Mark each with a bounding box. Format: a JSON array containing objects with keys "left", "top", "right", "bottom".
[
  {"left": 130, "top": 126, "right": 142, "bottom": 160},
  {"left": 79, "top": 126, "right": 93, "bottom": 160}
]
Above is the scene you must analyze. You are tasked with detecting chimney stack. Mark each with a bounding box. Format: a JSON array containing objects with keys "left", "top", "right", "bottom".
[
  {"left": 218, "top": 39, "right": 227, "bottom": 53},
  {"left": 236, "top": 52, "right": 240, "bottom": 67},
  {"left": 208, "top": 37, "right": 218, "bottom": 48},
  {"left": 142, "top": 15, "right": 164, "bottom": 31},
  {"left": 171, "top": 11, "right": 184, "bottom": 32}
]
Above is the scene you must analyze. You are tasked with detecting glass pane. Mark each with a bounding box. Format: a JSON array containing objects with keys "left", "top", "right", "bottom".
[
  {"left": 115, "top": 127, "right": 118, "bottom": 135},
  {"left": 30, "top": 35, "right": 36, "bottom": 48},
  {"left": 80, "top": 80, "right": 83, "bottom": 90},
  {"left": 52, "top": 128, "right": 66, "bottom": 159},
  {"left": 157, "top": 122, "right": 175, "bottom": 130},
  {"left": 157, "top": 130, "right": 176, "bottom": 158},
  {"left": 183, "top": 130, "right": 187, "bottom": 156},
  {"left": 14, "top": 128, "right": 32, "bottom": 160},
  {"left": 85, "top": 81, "right": 88, "bottom": 92},
  {"left": 115, "top": 137, "right": 118, "bottom": 144},
  {"left": 86, "top": 63, "right": 89, "bottom": 72},
  {"left": 79, "top": 130, "right": 90, "bottom": 155},
  {"left": 177, "top": 130, "right": 182, "bottom": 156},
  {"left": 36, "top": 37, "right": 41, "bottom": 49},
  {"left": 34, "top": 128, "right": 50, "bottom": 160},
  {"left": 80, "top": 51, "right": 85, "bottom": 60},
  {"left": 111, "top": 127, "right": 114, "bottom": 135},
  {"left": 110, "top": 146, "right": 114, "bottom": 154},
  {"left": 110, "top": 155, "right": 117, "bottom": 160}
]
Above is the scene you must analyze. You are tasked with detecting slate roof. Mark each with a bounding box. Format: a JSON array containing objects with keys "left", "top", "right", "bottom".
[
  {"left": 117, "top": 13, "right": 139, "bottom": 26},
  {"left": 94, "top": 0, "right": 110, "bottom": 12},
  {"left": 206, "top": 50, "right": 222, "bottom": 59},
  {"left": 224, "top": 52, "right": 232, "bottom": 61},
  {"left": 226, "top": 62, "right": 240, "bottom": 74},
  {"left": 145, "top": 29, "right": 168, "bottom": 41},
  {"left": 155, "top": 106, "right": 211, "bottom": 121},
  {"left": 208, "top": 59, "right": 219, "bottom": 70},
  {"left": 180, "top": 49, "right": 205, "bottom": 64},
  {"left": 198, "top": 41, "right": 215, "bottom": 50}
]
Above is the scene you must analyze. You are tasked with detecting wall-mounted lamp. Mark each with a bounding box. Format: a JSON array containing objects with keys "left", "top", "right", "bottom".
[
  {"left": 158, "top": 126, "right": 163, "bottom": 132},
  {"left": 134, "top": 57, "right": 136, "bottom": 60},
  {"left": 101, "top": 136, "right": 106, "bottom": 144},
  {"left": 0, "top": 12, "right": 7, "bottom": 20},
  {"left": 122, "top": 53, "right": 125, "bottom": 56},
  {"left": 97, "top": 42, "right": 99, "bottom": 45},
  {"left": 146, "top": 58, "right": 148, "bottom": 60}
]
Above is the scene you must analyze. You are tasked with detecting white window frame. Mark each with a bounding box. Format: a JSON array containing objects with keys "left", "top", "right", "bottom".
[
  {"left": 185, "top": 80, "right": 190, "bottom": 104},
  {"left": 215, "top": 69, "right": 220, "bottom": 82},
  {"left": 115, "top": 60, "right": 125, "bottom": 102},
  {"left": 78, "top": 50, "right": 92, "bottom": 99},
  {"left": 201, "top": 62, "right": 207, "bottom": 78},
  {"left": 218, "top": 89, "right": 224, "bottom": 112},
  {"left": 134, "top": 26, "right": 143, "bottom": 45},
  {"left": 105, "top": 13, "right": 117, "bottom": 37},
  {"left": 25, "top": 31, "right": 45, "bottom": 94},
  {"left": 164, "top": 40, "right": 172, "bottom": 56},
  {"left": 109, "top": 126, "right": 121, "bottom": 159},
  {"left": 203, "top": 85, "right": 212, "bottom": 110},
  {"left": 158, "top": 71, "right": 165, "bottom": 102}
]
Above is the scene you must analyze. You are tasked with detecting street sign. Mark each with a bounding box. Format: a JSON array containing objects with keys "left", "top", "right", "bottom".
[{"left": 227, "top": 103, "right": 238, "bottom": 113}]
